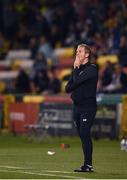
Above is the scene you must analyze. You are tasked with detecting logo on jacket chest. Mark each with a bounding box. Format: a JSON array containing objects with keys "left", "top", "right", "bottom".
[{"left": 79, "top": 71, "right": 84, "bottom": 75}]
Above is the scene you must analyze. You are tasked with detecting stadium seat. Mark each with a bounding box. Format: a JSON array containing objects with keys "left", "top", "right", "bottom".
[
  {"left": 58, "top": 68, "right": 72, "bottom": 80},
  {"left": 54, "top": 47, "right": 74, "bottom": 58},
  {"left": 6, "top": 50, "right": 31, "bottom": 60},
  {"left": 97, "top": 55, "right": 118, "bottom": 66},
  {"left": 61, "top": 80, "right": 68, "bottom": 93},
  {"left": 23, "top": 95, "right": 45, "bottom": 103},
  {"left": 0, "top": 81, "right": 6, "bottom": 93}
]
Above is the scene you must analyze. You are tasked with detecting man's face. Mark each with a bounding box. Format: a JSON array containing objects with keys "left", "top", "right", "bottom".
[{"left": 76, "top": 46, "right": 89, "bottom": 63}]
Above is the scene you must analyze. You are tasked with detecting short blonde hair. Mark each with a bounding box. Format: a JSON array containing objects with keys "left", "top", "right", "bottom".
[{"left": 78, "top": 43, "right": 92, "bottom": 60}]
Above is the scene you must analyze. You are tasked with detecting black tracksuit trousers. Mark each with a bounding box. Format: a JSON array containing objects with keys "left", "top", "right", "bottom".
[{"left": 73, "top": 106, "right": 96, "bottom": 166}]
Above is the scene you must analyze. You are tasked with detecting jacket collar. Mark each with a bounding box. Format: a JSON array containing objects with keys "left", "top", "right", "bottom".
[{"left": 80, "top": 62, "right": 90, "bottom": 70}]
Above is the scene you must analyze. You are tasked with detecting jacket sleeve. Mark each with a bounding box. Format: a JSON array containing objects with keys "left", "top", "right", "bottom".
[
  {"left": 65, "top": 66, "right": 97, "bottom": 93},
  {"left": 65, "top": 68, "right": 80, "bottom": 93},
  {"left": 65, "top": 76, "right": 73, "bottom": 93}
]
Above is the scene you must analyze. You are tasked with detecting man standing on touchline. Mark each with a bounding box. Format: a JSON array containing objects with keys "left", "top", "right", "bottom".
[{"left": 65, "top": 44, "right": 98, "bottom": 172}]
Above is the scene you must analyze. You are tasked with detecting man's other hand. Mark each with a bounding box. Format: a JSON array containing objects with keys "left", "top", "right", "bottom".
[{"left": 74, "top": 55, "right": 80, "bottom": 69}]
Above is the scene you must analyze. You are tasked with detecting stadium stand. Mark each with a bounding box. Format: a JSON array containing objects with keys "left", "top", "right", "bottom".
[
  {"left": 0, "top": 0, "right": 127, "bottom": 138},
  {"left": 0, "top": 0, "right": 127, "bottom": 94}
]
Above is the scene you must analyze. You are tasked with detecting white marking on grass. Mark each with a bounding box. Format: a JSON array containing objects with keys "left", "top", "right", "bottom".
[
  {"left": 0, "top": 165, "right": 26, "bottom": 169},
  {"left": 0, "top": 165, "right": 75, "bottom": 174},
  {"left": 45, "top": 170, "right": 76, "bottom": 174},
  {"left": 0, "top": 154, "right": 16, "bottom": 156},
  {"left": 0, "top": 165, "right": 89, "bottom": 179},
  {"left": 0, "top": 169, "right": 85, "bottom": 179}
]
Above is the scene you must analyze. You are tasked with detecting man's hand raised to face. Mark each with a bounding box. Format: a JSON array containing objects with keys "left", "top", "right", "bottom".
[{"left": 74, "top": 55, "right": 81, "bottom": 69}]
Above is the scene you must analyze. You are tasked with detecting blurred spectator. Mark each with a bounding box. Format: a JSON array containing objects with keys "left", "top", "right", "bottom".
[
  {"left": 65, "top": 23, "right": 77, "bottom": 46},
  {"left": 34, "top": 13, "right": 50, "bottom": 38},
  {"left": 97, "top": 61, "right": 113, "bottom": 92},
  {"left": 94, "top": 32, "right": 108, "bottom": 55},
  {"left": 0, "top": 32, "right": 4, "bottom": 49},
  {"left": 50, "top": 24, "right": 61, "bottom": 48},
  {"left": 46, "top": 67, "right": 61, "bottom": 94},
  {"left": 15, "top": 23, "right": 30, "bottom": 49},
  {"left": 38, "top": 35, "right": 58, "bottom": 66},
  {"left": 0, "top": 32, "right": 5, "bottom": 59},
  {"left": 0, "top": 32, "right": 10, "bottom": 59},
  {"left": 28, "top": 37, "right": 38, "bottom": 59},
  {"left": 3, "top": 3, "right": 18, "bottom": 39},
  {"left": 15, "top": 68, "right": 30, "bottom": 94},
  {"left": 52, "top": 1, "right": 77, "bottom": 45},
  {"left": 30, "top": 70, "right": 49, "bottom": 94},
  {"left": 32, "top": 52, "right": 48, "bottom": 76},
  {"left": 118, "top": 35, "right": 127, "bottom": 67},
  {"left": 102, "top": 63, "right": 127, "bottom": 93},
  {"left": 121, "top": 67, "right": 127, "bottom": 93}
]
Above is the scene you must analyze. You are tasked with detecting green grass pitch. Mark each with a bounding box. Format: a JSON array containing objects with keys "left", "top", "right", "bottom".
[{"left": 0, "top": 134, "right": 127, "bottom": 179}]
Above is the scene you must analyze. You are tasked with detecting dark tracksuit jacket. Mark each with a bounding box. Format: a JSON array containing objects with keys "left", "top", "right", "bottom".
[{"left": 65, "top": 62, "right": 98, "bottom": 166}]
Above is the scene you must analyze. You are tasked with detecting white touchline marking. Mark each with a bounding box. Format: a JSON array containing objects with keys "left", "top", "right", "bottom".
[
  {"left": 0, "top": 165, "right": 90, "bottom": 179},
  {"left": 0, "top": 154, "right": 16, "bottom": 156},
  {"left": 0, "top": 166, "right": 72, "bottom": 173},
  {"left": 0, "top": 166, "right": 76, "bottom": 174},
  {"left": 44, "top": 170, "right": 88, "bottom": 175},
  {"left": 0, "top": 169, "right": 85, "bottom": 179},
  {"left": 0, "top": 165, "right": 26, "bottom": 169},
  {"left": 44, "top": 170, "right": 76, "bottom": 174}
]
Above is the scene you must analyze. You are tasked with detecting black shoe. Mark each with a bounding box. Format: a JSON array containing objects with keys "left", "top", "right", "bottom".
[{"left": 74, "top": 165, "right": 94, "bottom": 172}]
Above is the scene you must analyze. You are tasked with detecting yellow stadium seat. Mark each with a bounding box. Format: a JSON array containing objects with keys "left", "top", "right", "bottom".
[
  {"left": 61, "top": 81, "right": 68, "bottom": 93},
  {"left": 55, "top": 47, "right": 74, "bottom": 58},
  {"left": 11, "top": 60, "right": 22, "bottom": 70},
  {"left": 23, "top": 96, "right": 45, "bottom": 103},
  {"left": 59, "top": 68, "right": 72, "bottom": 80},
  {"left": 0, "top": 81, "right": 6, "bottom": 93},
  {"left": 64, "top": 48, "right": 74, "bottom": 58},
  {"left": 97, "top": 55, "right": 118, "bottom": 66}
]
